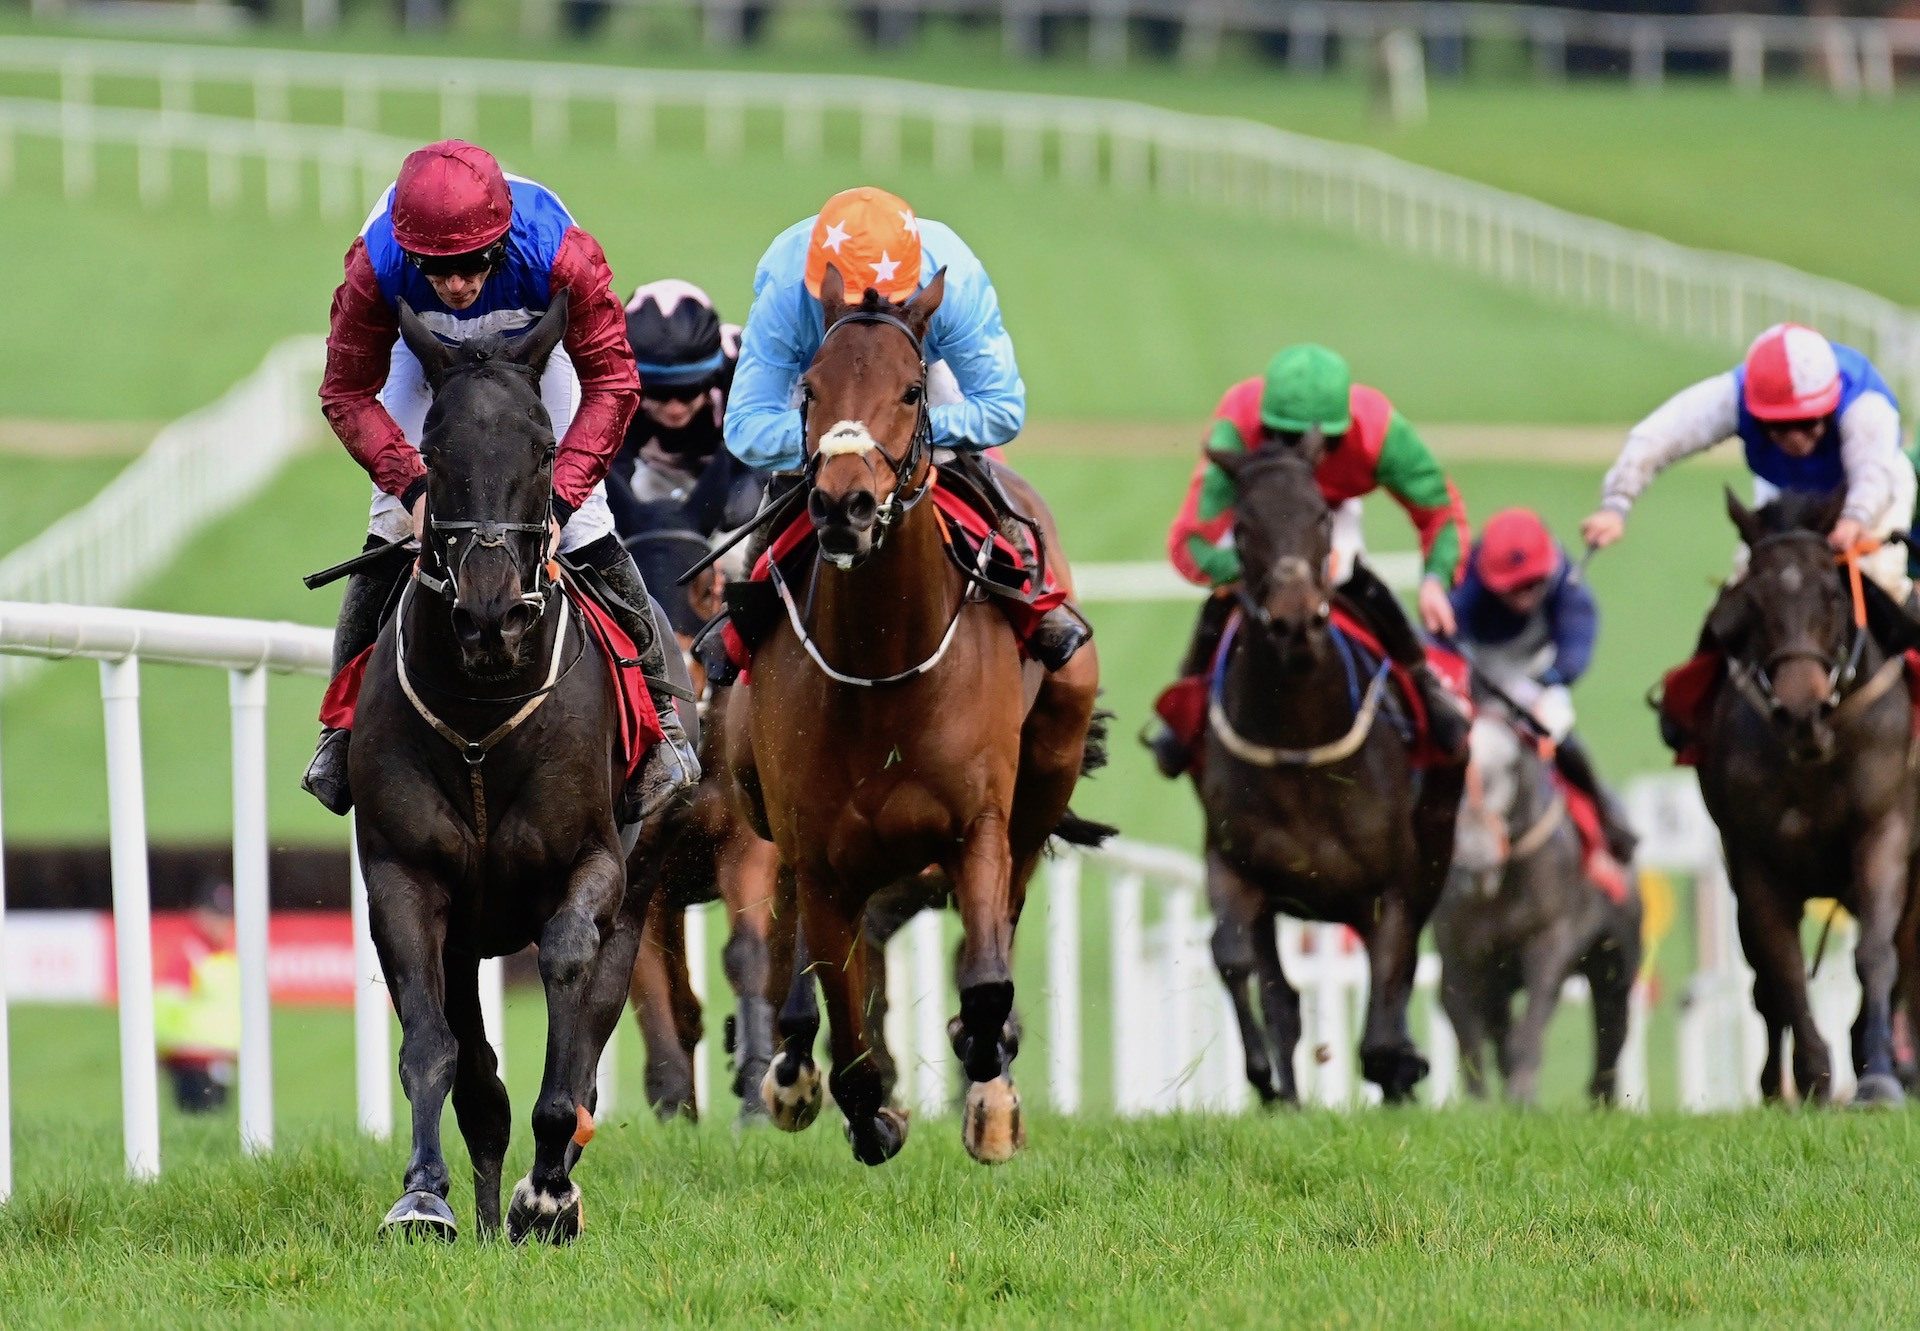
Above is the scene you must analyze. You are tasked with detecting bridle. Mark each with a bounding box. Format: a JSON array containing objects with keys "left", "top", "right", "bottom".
[
  {"left": 799, "top": 307, "right": 936, "bottom": 545},
  {"left": 1725, "top": 529, "right": 1870, "bottom": 724}
]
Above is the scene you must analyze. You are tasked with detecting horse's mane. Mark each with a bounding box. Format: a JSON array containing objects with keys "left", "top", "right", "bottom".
[{"left": 1751, "top": 489, "right": 1841, "bottom": 539}]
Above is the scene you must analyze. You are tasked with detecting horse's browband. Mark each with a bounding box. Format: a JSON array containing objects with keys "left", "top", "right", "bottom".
[{"left": 820, "top": 307, "right": 924, "bottom": 356}]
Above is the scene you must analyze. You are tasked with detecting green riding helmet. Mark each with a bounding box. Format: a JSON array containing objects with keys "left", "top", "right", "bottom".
[{"left": 1260, "top": 344, "right": 1352, "bottom": 435}]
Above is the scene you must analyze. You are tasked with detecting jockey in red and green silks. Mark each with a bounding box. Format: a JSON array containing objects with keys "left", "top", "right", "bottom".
[{"left": 1146, "top": 344, "right": 1472, "bottom": 777}]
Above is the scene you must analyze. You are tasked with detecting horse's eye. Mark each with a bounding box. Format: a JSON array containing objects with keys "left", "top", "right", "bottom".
[
  {"left": 902, "top": 384, "right": 923, "bottom": 406},
  {"left": 799, "top": 382, "right": 815, "bottom": 404}
]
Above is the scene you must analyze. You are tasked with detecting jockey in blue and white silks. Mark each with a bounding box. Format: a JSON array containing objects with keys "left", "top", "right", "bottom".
[{"left": 724, "top": 185, "right": 1025, "bottom": 473}]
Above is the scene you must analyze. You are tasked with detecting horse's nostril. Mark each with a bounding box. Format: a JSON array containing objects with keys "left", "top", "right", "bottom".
[
  {"left": 451, "top": 607, "right": 482, "bottom": 645},
  {"left": 845, "top": 491, "right": 877, "bottom": 528},
  {"left": 501, "top": 603, "right": 533, "bottom": 641},
  {"left": 807, "top": 490, "right": 832, "bottom": 526}
]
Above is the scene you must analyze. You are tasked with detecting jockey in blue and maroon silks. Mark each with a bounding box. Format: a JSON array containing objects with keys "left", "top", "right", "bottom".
[
  {"left": 304, "top": 139, "right": 700, "bottom": 820},
  {"left": 708, "top": 185, "right": 1089, "bottom": 681},
  {"left": 1452, "top": 508, "right": 1634, "bottom": 860}
]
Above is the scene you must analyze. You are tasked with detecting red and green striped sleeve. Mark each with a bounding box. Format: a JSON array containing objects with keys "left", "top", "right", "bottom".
[
  {"left": 1167, "top": 419, "right": 1246, "bottom": 586},
  {"left": 1374, "top": 411, "right": 1469, "bottom": 585}
]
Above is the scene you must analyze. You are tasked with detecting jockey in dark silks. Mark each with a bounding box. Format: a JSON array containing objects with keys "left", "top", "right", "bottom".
[{"left": 302, "top": 139, "right": 700, "bottom": 820}]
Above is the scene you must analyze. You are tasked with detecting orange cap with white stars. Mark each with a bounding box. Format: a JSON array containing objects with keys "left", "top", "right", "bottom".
[{"left": 804, "top": 186, "right": 922, "bottom": 304}]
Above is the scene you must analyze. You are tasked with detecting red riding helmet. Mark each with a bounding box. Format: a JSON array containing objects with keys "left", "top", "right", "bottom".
[
  {"left": 390, "top": 140, "right": 513, "bottom": 258},
  {"left": 1743, "top": 323, "right": 1842, "bottom": 422},
  {"left": 1476, "top": 508, "right": 1558, "bottom": 594}
]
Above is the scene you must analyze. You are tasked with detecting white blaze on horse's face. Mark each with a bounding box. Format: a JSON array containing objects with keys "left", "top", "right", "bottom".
[{"left": 818, "top": 420, "right": 880, "bottom": 458}]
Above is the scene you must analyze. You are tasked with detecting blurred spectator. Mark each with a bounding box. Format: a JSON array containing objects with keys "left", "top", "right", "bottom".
[{"left": 154, "top": 880, "right": 240, "bottom": 1114}]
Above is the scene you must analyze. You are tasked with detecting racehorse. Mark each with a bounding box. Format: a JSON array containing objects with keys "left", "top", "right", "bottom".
[
  {"left": 1198, "top": 444, "right": 1463, "bottom": 1104},
  {"left": 352, "top": 297, "right": 642, "bottom": 1243},
  {"left": 724, "top": 269, "right": 1101, "bottom": 1164},
  {"left": 1696, "top": 488, "right": 1916, "bottom": 1106},
  {"left": 1434, "top": 703, "right": 1641, "bottom": 1105}
]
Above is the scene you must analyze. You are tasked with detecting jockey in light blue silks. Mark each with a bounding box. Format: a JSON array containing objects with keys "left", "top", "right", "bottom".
[
  {"left": 1581, "top": 322, "right": 1916, "bottom": 754},
  {"left": 710, "top": 185, "right": 1089, "bottom": 680}
]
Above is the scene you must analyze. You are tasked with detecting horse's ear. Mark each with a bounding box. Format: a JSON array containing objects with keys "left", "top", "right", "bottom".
[
  {"left": 819, "top": 264, "right": 848, "bottom": 326},
  {"left": 1706, "top": 583, "right": 1753, "bottom": 652},
  {"left": 1812, "top": 485, "right": 1849, "bottom": 540},
  {"left": 1206, "top": 447, "right": 1247, "bottom": 480},
  {"left": 1291, "top": 425, "right": 1330, "bottom": 471},
  {"left": 396, "top": 301, "right": 453, "bottom": 389},
  {"left": 510, "top": 288, "right": 569, "bottom": 375},
  {"left": 1725, "top": 485, "right": 1764, "bottom": 548},
  {"left": 902, "top": 267, "right": 945, "bottom": 341}
]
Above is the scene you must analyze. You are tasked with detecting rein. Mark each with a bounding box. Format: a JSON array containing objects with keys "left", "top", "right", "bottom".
[{"left": 1207, "top": 614, "right": 1394, "bottom": 768}]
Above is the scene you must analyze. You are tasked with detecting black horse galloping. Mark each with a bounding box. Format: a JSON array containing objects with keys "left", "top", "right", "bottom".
[
  {"left": 1199, "top": 444, "right": 1463, "bottom": 1104},
  {"left": 1697, "top": 488, "right": 1918, "bottom": 1106},
  {"left": 353, "top": 298, "right": 643, "bottom": 1243}
]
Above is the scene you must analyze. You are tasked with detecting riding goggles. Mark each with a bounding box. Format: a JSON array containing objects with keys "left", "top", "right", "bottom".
[{"left": 405, "top": 239, "right": 507, "bottom": 278}]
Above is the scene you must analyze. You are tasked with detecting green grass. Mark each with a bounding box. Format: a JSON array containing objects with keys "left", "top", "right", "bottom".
[
  {"left": 8, "top": 11, "right": 1920, "bottom": 303},
  {"left": 0, "top": 129, "right": 1726, "bottom": 425},
  {"left": 0, "top": 457, "right": 122, "bottom": 554},
  {"left": 2, "top": 1100, "right": 1916, "bottom": 1327}
]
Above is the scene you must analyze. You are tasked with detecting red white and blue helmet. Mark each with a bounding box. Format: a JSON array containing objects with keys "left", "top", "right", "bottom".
[
  {"left": 1476, "top": 508, "right": 1558, "bottom": 594},
  {"left": 1743, "top": 323, "right": 1842, "bottom": 422},
  {"left": 390, "top": 140, "right": 512, "bottom": 258}
]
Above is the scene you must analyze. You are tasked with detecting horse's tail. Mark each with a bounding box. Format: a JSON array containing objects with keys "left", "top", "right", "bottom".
[
  {"left": 1051, "top": 809, "right": 1119, "bottom": 848},
  {"left": 1080, "top": 703, "right": 1114, "bottom": 778}
]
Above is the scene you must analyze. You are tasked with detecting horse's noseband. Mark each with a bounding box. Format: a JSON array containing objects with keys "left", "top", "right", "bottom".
[{"left": 417, "top": 516, "right": 554, "bottom": 611}]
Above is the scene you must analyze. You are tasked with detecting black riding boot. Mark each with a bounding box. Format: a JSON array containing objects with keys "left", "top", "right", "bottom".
[
  {"left": 698, "top": 471, "right": 804, "bottom": 688},
  {"left": 944, "top": 448, "right": 1092, "bottom": 672},
  {"left": 1555, "top": 732, "right": 1638, "bottom": 863},
  {"left": 302, "top": 538, "right": 407, "bottom": 816},
  {"left": 1340, "top": 561, "right": 1470, "bottom": 760},
  {"left": 1144, "top": 592, "right": 1237, "bottom": 779},
  {"left": 582, "top": 537, "right": 703, "bottom": 820}
]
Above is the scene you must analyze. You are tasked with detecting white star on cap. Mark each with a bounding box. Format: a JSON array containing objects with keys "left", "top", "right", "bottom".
[
  {"left": 898, "top": 209, "right": 919, "bottom": 236},
  {"left": 871, "top": 250, "right": 901, "bottom": 285},
  {"left": 821, "top": 220, "right": 850, "bottom": 253}
]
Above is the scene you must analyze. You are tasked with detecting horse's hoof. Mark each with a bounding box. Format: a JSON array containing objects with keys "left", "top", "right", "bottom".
[
  {"left": 1853, "top": 1073, "right": 1906, "bottom": 1109},
  {"left": 379, "top": 1190, "right": 457, "bottom": 1243},
  {"left": 845, "top": 1105, "right": 910, "bottom": 1166},
  {"left": 759, "top": 1051, "right": 823, "bottom": 1133},
  {"left": 1362, "top": 1046, "right": 1429, "bottom": 1101},
  {"left": 506, "top": 1176, "right": 584, "bottom": 1246},
  {"left": 962, "top": 1077, "right": 1026, "bottom": 1165}
]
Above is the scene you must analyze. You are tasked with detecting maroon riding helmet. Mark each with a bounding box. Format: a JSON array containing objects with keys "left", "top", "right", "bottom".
[{"left": 390, "top": 139, "right": 513, "bottom": 258}]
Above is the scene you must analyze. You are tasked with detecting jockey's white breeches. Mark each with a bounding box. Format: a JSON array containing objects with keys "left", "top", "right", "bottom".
[
  {"left": 1740, "top": 465, "right": 1915, "bottom": 601},
  {"left": 368, "top": 338, "right": 615, "bottom": 555},
  {"left": 1328, "top": 499, "right": 1366, "bottom": 586}
]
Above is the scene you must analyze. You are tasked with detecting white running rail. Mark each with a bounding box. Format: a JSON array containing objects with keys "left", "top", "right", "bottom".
[
  {"left": 0, "top": 336, "right": 325, "bottom": 692},
  {"left": 2, "top": 37, "right": 1914, "bottom": 401}
]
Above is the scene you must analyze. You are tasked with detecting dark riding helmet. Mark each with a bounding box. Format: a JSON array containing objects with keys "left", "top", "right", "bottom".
[{"left": 626, "top": 280, "right": 727, "bottom": 401}]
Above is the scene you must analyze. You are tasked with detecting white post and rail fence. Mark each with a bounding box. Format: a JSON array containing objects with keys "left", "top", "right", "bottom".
[{"left": 0, "top": 38, "right": 1915, "bottom": 401}]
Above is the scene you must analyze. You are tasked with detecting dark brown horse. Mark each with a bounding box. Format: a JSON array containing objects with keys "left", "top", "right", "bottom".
[
  {"left": 724, "top": 270, "right": 1100, "bottom": 1164},
  {"left": 352, "top": 299, "right": 642, "bottom": 1243},
  {"left": 1199, "top": 444, "right": 1463, "bottom": 1103},
  {"left": 1434, "top": 703, "right": 1641, "bottom": 1105},
  {"left": 1696, "top": 488, "right": 1916, "bottom": 1106}
]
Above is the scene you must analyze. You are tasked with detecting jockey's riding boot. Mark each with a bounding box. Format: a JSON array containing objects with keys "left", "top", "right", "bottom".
[
  {"left": 1180, "top": 592, "right": 1238, "bottom": 678},
  {"left": 696, "top": 630, "right": 740, "bottom": 688},
  {"left": 588, "top": 542, "right": 703, "bottom": 820},
  {"left": 1030, "top": 604, "right": 1092, "bottom": 671},
  {"left": 1414, "top": 664, "right": 1472, "bottom": 761},
  {"left": 301, "top": 540, "right": 404, "bottom": 816},
  {"left": 1144, "top": 722, "right": 1191, "bottom": 779},
  {"left": 1556, "top": 733, "right": 1639, "bottom": 863}
]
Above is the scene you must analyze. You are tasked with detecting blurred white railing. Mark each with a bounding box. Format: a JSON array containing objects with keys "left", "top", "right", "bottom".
[
  {"left": 0, "top": 337, "right": 324, "bottom": 691},
  {"left": 2, "top": 37, "right": 1915, "bottom": 402}
]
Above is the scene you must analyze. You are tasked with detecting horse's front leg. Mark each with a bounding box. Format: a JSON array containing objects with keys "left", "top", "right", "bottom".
[
  {"left": 760, "top": 863, "right": 825, "bottom": 1131},
  {"left": 1850, "top": 813, "right": 1911, "bottom": 1107},
  {"left": 947, "top": 807, "right": 1026, "bottom": 1164},
  {"left": 1732, "top": 862, "right": 1828, "bottom": 1103},
  {"left": 719, "top": 830, "right": 779, "bottom": 1123},
  {"left": 364, "top": 856, "right": 460, "bottom": 1242},
  {"left": 1358, "top": 882, "right": 1430, "bottom": 1103},
  {"left": 802, "top": 880, "right": 909, "bottom": 1166},
  {"left": 1503, "top": 918, "right": 1584, "bottom": 1108},
  {"left": 631, "top": 891, "right": 696, "bottom": 1121},
  {"left": 1206, "top": 853, "right": 1278, "bottom": 1103},
  {"left": 508, "top": 845, "right": 626, "bottom": 1245},
  {"left": 444, "top": 948, "right": 511, "bottom": 1238}
]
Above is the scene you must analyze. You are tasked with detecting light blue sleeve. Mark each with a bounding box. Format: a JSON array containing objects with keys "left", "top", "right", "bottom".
[
  {"left": 924, "top": 234, "right": 1025, "bottom": 450},
  {"left": 724, "top": 249, "right": 811, "bottom": 473}
]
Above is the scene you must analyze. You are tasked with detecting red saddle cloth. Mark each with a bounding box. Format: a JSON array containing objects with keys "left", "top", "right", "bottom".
[
  {"left": 318, "top": 575, "right": 662, "bottom": 779},
  {"left": 1151, "top": 606, "right": 1469, "bottom": 770},
  {"left": 1554, "top": 773, "right": 1631, "bottom": 906},
  {"left": 1657, "top": 647, "right": 1920, "bottom": 767},
  {"left": 721, "top": 471, "right": 1069, "bottom": 674}
]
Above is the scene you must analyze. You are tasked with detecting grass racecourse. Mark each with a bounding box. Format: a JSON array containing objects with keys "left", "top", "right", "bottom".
[{"left": 0, "top": 32, "right": 1915, "bottom": 1324}]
